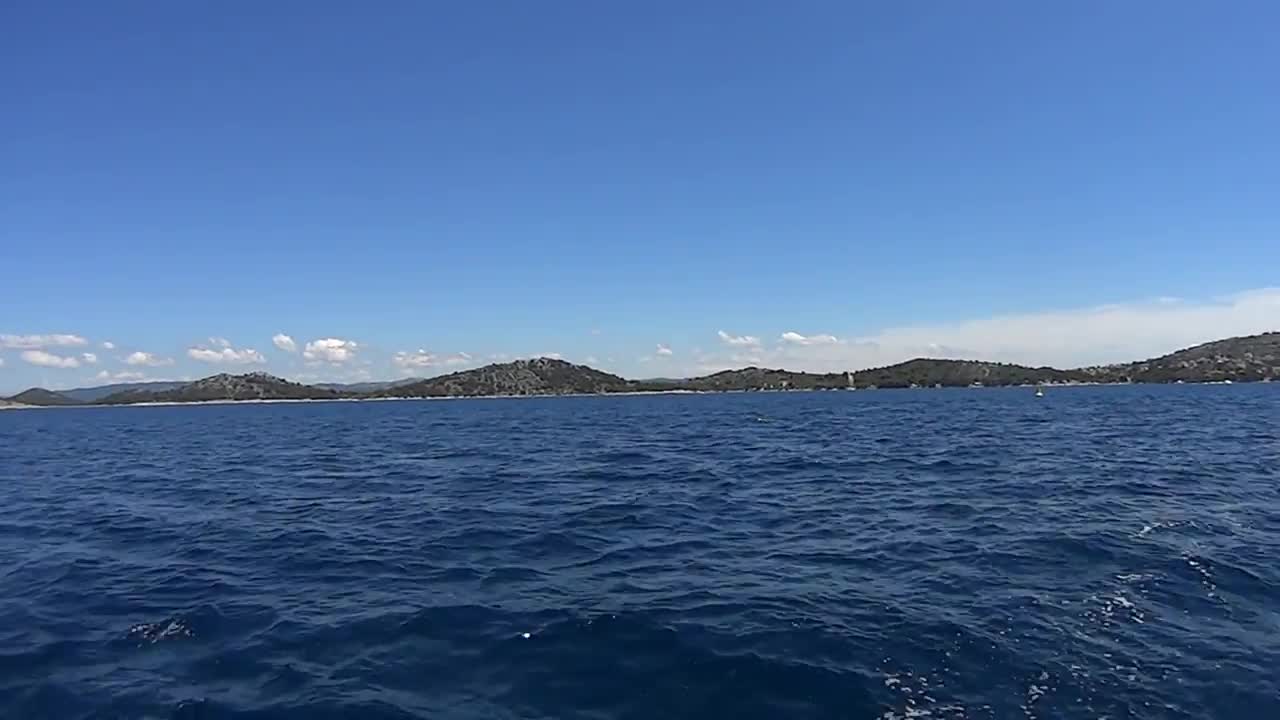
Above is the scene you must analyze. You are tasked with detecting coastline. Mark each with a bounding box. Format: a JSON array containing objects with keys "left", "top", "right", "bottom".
[
  {"left": 6, "top": 334, "right": 1275, "bottom": 409},
  {"left": 0, "top": 380, "right": 1266, "bottom": 411}
]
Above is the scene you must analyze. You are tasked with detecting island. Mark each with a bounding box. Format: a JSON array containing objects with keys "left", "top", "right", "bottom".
[{"left": 4, "top": 331, "right": 1278, "bottom": 407}]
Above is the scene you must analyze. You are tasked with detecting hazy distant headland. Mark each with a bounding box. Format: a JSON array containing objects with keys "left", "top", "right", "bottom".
[{"left": 5, "top": 332, "right": 1278, "bottom": 407}]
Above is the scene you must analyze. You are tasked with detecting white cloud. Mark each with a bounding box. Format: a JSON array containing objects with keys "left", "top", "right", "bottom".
[
  {"left": 1, "top": 334, "right": 88, "bottom": 349},
  {"left": 686, "top": 288, "right": 1280, "bottom": 375},
  {"left": 718, "top": 330, "right": 761, "bottom": 347},
  {"left": 208, "top": 337, "right": 232, "bottom": 348},
  {"left": 21, "top": 350, "right": 81, "bottom": 369},
  {"left": 81, "top": 352, "right": 98, "bottom": 364},
  {"left": 655, "top": 344, "right": 673, "bottom": 357},
  {"left": 534, "top": 352, "right": 563, "bottom": 360},
  {"left": 780, "top": 331, "right": 840, "bottom": 346},
  {"left": 187, "top": 344, "right": 266, "bottom": 365},
  {"left": 393, "top": 351, "right": 435, "bottom": 369},
  {"left": 125, "top": 351, "right": 174, "bottom": 367},
  {"left": 584, "top": 355, "right": 600, "bottom": 365},
  {"left": 856, "top": 288, "right": 1280, "bottom": 368},
  {"left": 303, "top": 337, "right": 359, "bottom": 364},
  {"left": 101, "top": 341, "right": 116, "bottom": 350},
  {"left": 95, "top": 370, "right": 146, "bottom": 382},
  {"left": 272, "top": 333, "right": 297, "bottom": 353},
  {"left": 392, "top": 350, "right": 473, "bottom": 370}
]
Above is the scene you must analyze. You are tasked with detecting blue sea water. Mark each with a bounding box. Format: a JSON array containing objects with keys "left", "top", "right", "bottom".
[{"left": 1, "top": 386, "right": 1278, "bottom": 719}]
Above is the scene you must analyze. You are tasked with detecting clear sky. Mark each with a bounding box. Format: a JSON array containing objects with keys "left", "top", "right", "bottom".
[{"left": 3, "top": 1, "right": 1279, "bottom": 392}]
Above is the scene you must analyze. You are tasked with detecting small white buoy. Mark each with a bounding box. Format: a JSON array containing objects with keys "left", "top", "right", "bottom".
[{"left": 521, "top": 632, "right": 531, "bottom": 639}]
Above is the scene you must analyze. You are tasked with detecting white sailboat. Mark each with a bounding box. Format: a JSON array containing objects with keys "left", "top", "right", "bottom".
[{"left": 1034, "top": 386, "right": 1045, "bottom": 398}]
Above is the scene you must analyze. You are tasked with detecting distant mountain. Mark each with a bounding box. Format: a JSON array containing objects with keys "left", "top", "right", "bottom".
[
  {"left": 57, "top": 380, "right": 188, "bottom": 403},
  {"left": 314, "top": 377, "right": 423, "bottom": 393},
  {"left": 635, "top": 361, "right": 1075, "bottom": 391},
  {"left": 97, "top": 372, "right": 346, "bottom": 404},
  {"left": 378, "top": 358, "right": 629, "bottom": 397},
  {"left": 5, "top": 388, "right": 80, "bottom": 406},
  {"left": 43, "top": 377, "right": 421, "bottom": 403},
  {"left": 654, "top": 367, "right": 849, "bottom": 392},
  {"left": 850, "top": 359, "right": 1084, "bottom": 389},
  {"left": 1081, "top": 332, "right": 1280, "bottom": 383},
  {"left": 632, "top": 333, "right": 1280, "bottom": 391}
]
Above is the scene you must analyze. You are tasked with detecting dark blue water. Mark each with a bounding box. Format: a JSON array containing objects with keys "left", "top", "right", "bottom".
[{"left": 2, "top": 386, "right": 1278, "bottom": 719}]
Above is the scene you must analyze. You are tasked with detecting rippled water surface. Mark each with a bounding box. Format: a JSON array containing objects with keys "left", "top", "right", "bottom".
[{"left": 2, "top": 386, "right": 1278, "bottom": 719}]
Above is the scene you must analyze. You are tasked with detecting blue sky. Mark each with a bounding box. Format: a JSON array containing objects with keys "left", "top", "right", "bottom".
[{"left": 3, "top": 2, "right": 1279, "bottom": 392}]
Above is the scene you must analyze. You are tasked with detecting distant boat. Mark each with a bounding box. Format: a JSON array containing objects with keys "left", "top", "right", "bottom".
[{"left": 1034, "top": 386, "right": 1045, "bottom": 398}]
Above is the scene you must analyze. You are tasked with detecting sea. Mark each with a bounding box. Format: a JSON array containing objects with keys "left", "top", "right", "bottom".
[{"left": 1, "top": 385, "right": 1277, "bottom": 719}]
